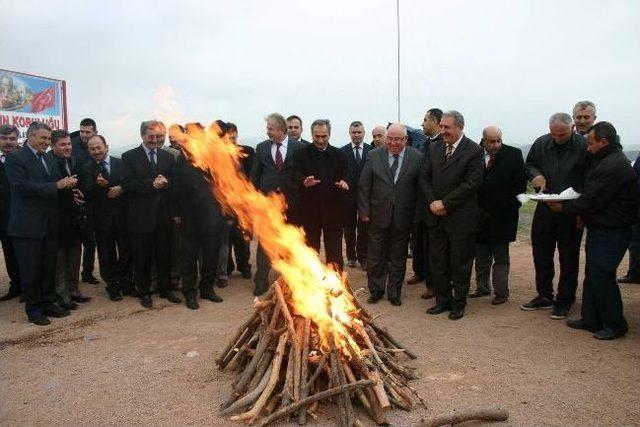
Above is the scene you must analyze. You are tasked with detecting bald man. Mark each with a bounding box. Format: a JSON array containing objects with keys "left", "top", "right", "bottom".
[
  {"left": 359, "top": 123, "right": 423, "bottom": 306},
  {"left": 371, "top": 126, "right": 386, "bottom": 148},
  {"left": 470, "top": 126, "right": 526, "bottom": 305}
]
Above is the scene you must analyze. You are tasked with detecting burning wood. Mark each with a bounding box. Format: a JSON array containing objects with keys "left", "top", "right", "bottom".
[
  {"left": 216, "top": 279, "right": 424, "bottom": 426},
  {"left": 178, "top": 123, "right": 424, "bottom": 425}
]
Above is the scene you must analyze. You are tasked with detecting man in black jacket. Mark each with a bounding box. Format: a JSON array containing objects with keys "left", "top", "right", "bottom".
[
  {"left": 226, "top": 122, "right": 254, "bottom": 279},
  {"left": 172, "top": 149, "right": 225, "bottom": 310},
  {"left": 48, "top": 130, "right": 91, "bottom": 310},
  {"left": 522, "top": 113, "right": 587, "bottom": 319},
  {"left": 471, "top": 126, "right": 526, "bottom": 305},
  {"left": 546, "top": 122, "right": 637, "bottom": 340},
  {"left": 408, "top": 108, "right": 442, "bottom": 300},
  {"left": 340, "top": 121, "right": 372, "bottom": 269},
  {"left": 122, "top": 120, "right": 180, "bottom": 308},
  {"left": 82, "top": 135, "right": 131, "bottom": 301},
  {"left": 72, "top": 118, "right": 100, "bottom": 285},
  {"left": 287, "top": 119, "right": 350, "bottom": 270},
  {"left": 0, "top": 125, "right": 21, "bottom": 301}
]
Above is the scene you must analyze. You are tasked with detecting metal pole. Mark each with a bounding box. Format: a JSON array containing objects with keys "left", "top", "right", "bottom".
[{"left": 396, "top": 0, "right": 401, "bottom": 122}]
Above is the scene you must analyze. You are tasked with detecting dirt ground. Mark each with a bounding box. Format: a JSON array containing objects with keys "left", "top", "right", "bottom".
[{"left": 1, "top": 240, "right": 639, "bottom": 426}]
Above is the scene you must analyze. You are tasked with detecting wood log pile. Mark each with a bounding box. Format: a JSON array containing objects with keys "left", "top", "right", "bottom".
[{"left": 216, "top": 279, "right": 424, "bottom": 426}]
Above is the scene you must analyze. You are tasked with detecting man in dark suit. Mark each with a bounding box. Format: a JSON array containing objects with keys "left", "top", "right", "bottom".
[
  {"left": 340, "top": 121, "right": 372, "bottom": 269},
  {"left": 0, "top": 125, "right": 21, "bottom": 301},
  {"left": 618, "top": 152, "right": 640, "bottom": 284},
  {"left": 48, "top": 130, "right": 91, "bottom": 310},
  {"left": 172, "top": 145, "right": 226, "bottom": 309},
  {"left": 407, "top": 108, "right": 443, "bottom": 301},
  {"left": 359, "top": 123, "right": 423, "bottom": 306},
  {"left": 82, "top": 134, "right": 132, "bottom": 301},
  {"left": 286, "top": 115, "right": 311, "bottom": 144},
  {"left": 5, "top": 122, "right": 79, "bottom": 325},
  {"left": 122, "top": 120, "right": 180, "bottom": 308},
  {"left": 421, "top": 110, "right": 484, "bottom": 320},
  {"left": 522, "top": 113, "right": 587, "bottom": 320},
  {"left": 286, "top": 119, "right": 350, "bottom": 270},
  {"left": 72, "top": 118, "right": 100, "bottom": 285},
  {"left": 251, "top": 113, "right": 305, "bottom": 296},
  {"left": 470, "top": 126, "right": 526, "bottom": 305},
  {"left": 226, "top": 122, "right": 254, "bottom": 279}
]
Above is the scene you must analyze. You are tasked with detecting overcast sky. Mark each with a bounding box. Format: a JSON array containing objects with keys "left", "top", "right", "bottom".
[{"left": 3, "top": 0, "right": 639, "bottom": 150}]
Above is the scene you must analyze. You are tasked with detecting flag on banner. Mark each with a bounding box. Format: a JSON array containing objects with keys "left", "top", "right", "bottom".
[{"left": 30, "top": 86, "right": 56, "bottom": 113}]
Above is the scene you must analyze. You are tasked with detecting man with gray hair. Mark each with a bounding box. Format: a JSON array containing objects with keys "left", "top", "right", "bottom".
[
  {"left": 251, "top": 113, "right": 305, "bottom": 295},
  {"left": 521, "top": 113, "right": 587, "bottom": 319},
  {"left": 0, "top": 125, "right": 21, "bottom": 301},
  {"left": 371, "top": 126, "right": 387, "bottom": 148},
  {"left": 122, "top": 120, "right": 180, "bottom": 308},
  {"left": 359, "top": 123, "right": 423, "bottom": 306},
  {"left": 5, "top": 122, "right": 80, "bottom": 325},
  {"left": 421, "top": 111, "right": 483, "bottom": 320},
  {"left": 572, "top": 101, "right": 596, "bottom": 136}
]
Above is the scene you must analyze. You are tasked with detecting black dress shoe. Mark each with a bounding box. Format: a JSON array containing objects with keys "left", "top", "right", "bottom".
[
  {"left": 389, "top": 298, "right": 402, "bottom": 306},
  {"left": 60, "top": 301, "right": 79, "bottom": 310},
  {"left": 201, "top": 291, "right": 223, "bottom": 303},
  {"left": 566, "top": 319, "right": 599, "bottom": 332},
  {"left": 161, "top": 292, "right": 181, "bottom": 304},
  {"left": 469, "top": 291, "right": 491, "bottom": 298},
  {"left": 108, "top": 291, "right": 123, "bottom": 302},
  {"left": 186, "top": 295, "right": 200, "bottom": 310},
  {"left": 448, "top": 309, "right": 465, "bottom": 320},
  {"left": 593, "top": 327, "right": 628, "bottom": 340},
  {"left": 44, "top": 304, "right": 70, "bottom": 318},
  {"left": 82, "top": 275, "right": 101, "bottom": 285},
  {"left": 216, "top": 280, "right": 228, "bottom": 288},
  {"left": 140, "top": 295, "right": 153, "bottom": 308},
  {"left": 29, "top": 314, "right": 51, "bottom": 326},
  {"left": 367, "top": 292, "right": 384, "bottom": 304},
  {"left": 240, "top": 270, "right": 252, "bottom": 279},
  {"left": 71, "top": 294, "right": 91, "bottom": 303},
  {"left": 0, "top": 290, "right": 21, "bottom": 301},
  {"left": 426, "top": 304, "right": 450, "bottom": 315}
]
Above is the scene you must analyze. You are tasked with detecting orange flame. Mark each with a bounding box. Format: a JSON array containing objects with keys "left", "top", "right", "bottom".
[{"left": 181, "top": 123, "right": 362, "bottom": 354}]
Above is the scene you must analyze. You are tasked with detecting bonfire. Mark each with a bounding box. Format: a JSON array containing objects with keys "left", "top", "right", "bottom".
[{"left": 179, "top": 123, "right": 423, "bottom": 426}]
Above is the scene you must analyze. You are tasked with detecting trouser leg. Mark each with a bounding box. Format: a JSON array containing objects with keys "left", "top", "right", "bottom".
[
  {"left": 55, "top": 247, "right": 70, "bottom": 305},
  {"left": 67, "top": 244, "right": 82, "bottom": 297},
  {"left": 428, "top": 226, "right": 451, "bottom": 306},
  {"left": 556, "top": 215, "right": 582, "bottom": 307},
  {"left": 474, "top": 242, "right": 492, "bottom": 294},
  {"left": 449, "top": 233, "right": 475, "bottom": 310},
  {"left": 323, "top": 228, "right": 344, "bottom": 271},
  {"left": 366, "top": 225, "right": 389, "bottom": 295},
  {"left": 412, "top": 221, "right": 425, "bottom": 279},
  {"left": 386, "top": 226, "right": 410, "bottom": 300},
  {"left": 491, "top": 242, "right": 510, "bottom": 298},
  {"left": 531, "top": 205, "right": 556, "bottom": 300}
]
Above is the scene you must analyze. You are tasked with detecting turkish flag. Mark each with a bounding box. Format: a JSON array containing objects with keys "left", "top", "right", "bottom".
[{"left": 30, "top": 86, "right": 56, "bottom": 113}]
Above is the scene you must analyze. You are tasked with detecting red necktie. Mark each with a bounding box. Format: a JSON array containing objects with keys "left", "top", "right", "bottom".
[
  {"left": 275, "top": 142, "right": 283, "bottom": 171},
  {"left": 487, "top": 153, "right": 494, "bottom": 170}
]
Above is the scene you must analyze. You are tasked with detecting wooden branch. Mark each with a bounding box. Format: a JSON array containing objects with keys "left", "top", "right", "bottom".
[
  {"left": 368, "top": 323, "right": 417, "bottom": 359},
  {"left": 329, "top": 350, "right": 351, "bottom": 427},
  {"left": 220, "top": 364, "right": 273, "bottom": 415},
  {"left": 257, "top": 379, "right": 374, "bottom": 427},
  {"left": 297, "top": 318, "right": 311, "bottom": 425},
  {"left": 280, "top": 340, "right": 296, "bottom": 408},
  {"left": 417, "top": 407, "right": 509, "bottom": 427},
  {"left": 230, "top": 331, "right": 289, "bottom": 424},
  {"left": 274, "top": 280, "right": 298, "bottom": 342},
  {"left": 217, "top": 311, "right": 261, "bottom": 367}
]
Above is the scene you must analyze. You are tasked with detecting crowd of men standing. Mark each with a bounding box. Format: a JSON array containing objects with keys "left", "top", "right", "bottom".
[{"left": 0, "top": 101, "right": 637, "bottom": 340}]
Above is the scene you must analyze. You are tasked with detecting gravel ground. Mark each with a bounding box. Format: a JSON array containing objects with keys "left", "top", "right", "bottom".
[{"left": 1, "top": 241, "right": 639, "bottom": 426}]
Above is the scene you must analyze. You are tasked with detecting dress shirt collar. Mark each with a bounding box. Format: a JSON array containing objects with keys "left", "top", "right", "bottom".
[{"left": 272, "top": 135, "right": 288, "bottom": 147}]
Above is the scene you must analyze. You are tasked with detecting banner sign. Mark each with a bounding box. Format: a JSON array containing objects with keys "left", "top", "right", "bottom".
[{"left": 0, "top": 68, "right": 68, "bottom": 142}]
